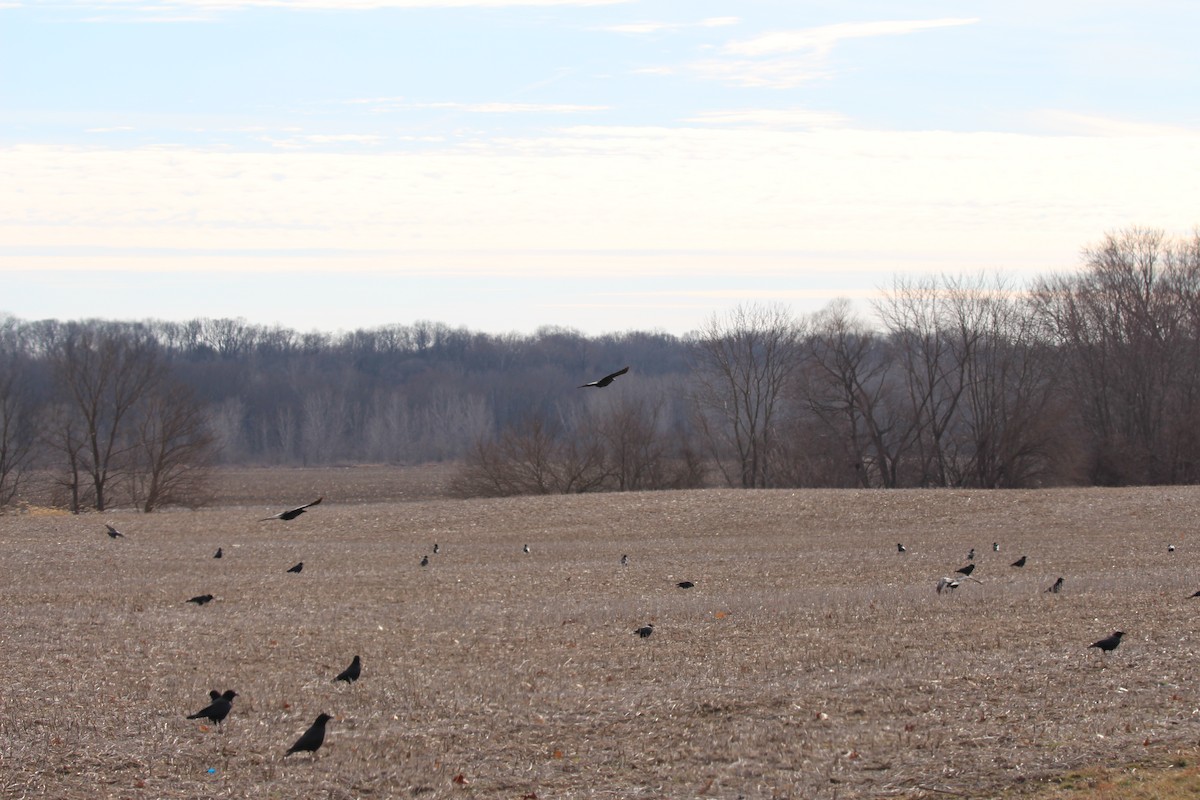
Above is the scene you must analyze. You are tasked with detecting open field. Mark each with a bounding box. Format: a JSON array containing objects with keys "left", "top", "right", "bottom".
[{"left": 4, "top": 475, "right": 1200, "bottom": 798}]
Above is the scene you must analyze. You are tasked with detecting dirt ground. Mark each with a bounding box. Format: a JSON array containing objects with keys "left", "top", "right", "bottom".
[{"left": 3, "top": 470, "right": 1200, "bottom": 799}]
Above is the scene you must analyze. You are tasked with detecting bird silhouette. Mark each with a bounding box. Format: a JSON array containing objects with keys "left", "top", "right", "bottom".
[
  {"left": 433, "top": 543, "right": 440, "bottom": 554},
  {"left": 1089, "top": 630, "right": 1124, "bottom": 654},
  {"left": 1010, "top": 556, "right": 1027, "bottom": 568},
  {"left": 992, "top": 542, "right": 1000, "bottom": 552},
  {"left": 285, "top": 713, "right": 332, "bottom": 757},
  {"left": 676, "top": 581, "right": 695, "bottom": 589},
  {"left": 105, "top": 524, "right": 124, "bottom": 539},
  {"left": 635, "top": 623, "right": 654, "bottom": 638},
  {"left": 897, "top": 543, "right": 907, "bottom": 553},
  {"left": 187, "top": 689, "right": 237, "bottom": 726},
  {"left": 620, "top": 554, "right": 629, "bottom": 566},
  {"left": 579, "top": 366, "right": 629, "bottom": 388},
  {"left": 261, "top": 497, "right": 322, "bottom": 522},
  {"left": 967, "top": 548, "right": 975, "bottom": 561},
  {"left": 1168, "top": 544, "right": 1176, "bottom": 552},
  {"left": 936, "top": 576, "right": 960, "bottom": 594},
  {"left": 955, "top": 563, "right": 975, "bottom": 577},
  {"left": 523, "top": 544, "right": 530, "bottom": 555},
  {"left": 213, "top": 547, "right": 222, "bottom": 559},
  {"left": 286, "top": 562, "right": 303, "bottom": 574},
  {"left": 187, "top": 594, "right": 214, "bottom": 606},
  {"left": 420, "top": 555, "right": 429, "bottom": 567},
  {"left": 1045, "top": 577, "right": 1064, "bottom": 594},
  {"left": 334, "top": 655, "right": 361, "bottom": 684},
  {"left": 1191, "top": 590, "right": 1200, "bottom": 598}
]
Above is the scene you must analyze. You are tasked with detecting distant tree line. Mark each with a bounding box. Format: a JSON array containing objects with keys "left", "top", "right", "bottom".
[{"left": 1, "top": 226, "right": 1197, "bottom": 509}]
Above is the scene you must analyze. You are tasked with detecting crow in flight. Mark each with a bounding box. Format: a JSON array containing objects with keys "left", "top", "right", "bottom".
[
  {"left": 261, "top": 497, "right": 323, "bottom": 521},
  {"left": 213, "top": 547, "right": 223, "bottom": 559},
  {"left": 1045, "top": 577, "right": 1064, "bottom": 594},
  {"left": 635, "top": 624, "right": 654, "bottom": 638},
  {"left": 1010, "top": 555, "right": 1027, "bottom": 568},
  {"left": 936, "top": 576, "right": 960, "bottom": 594},
  {"left": 187, "top": 594, "right": 214, "bottom": 606},
  {"left": 187, "top": 689, "right": 237, "bottom": 726},
  {"left": 285, "top": 713, "right": 333, "bottom": 757},
  {"left": 955, "top": 563, "right": 975, "bottom": 577},
  {"left": 334, "top": 655, "right": 361, "bottom": 684},
  {"left": 1089, "top": 630, "right": 1125, "bottom": 654},
  {"left": 105, "top": 524, "right": 124, "bottom": 539},
  {"left": 579, "top": 366, "right": 629, "bottom": 388},
  {"left": 287, "top": 562, "right": 303, "bottom": 574},
  {"left": 676, "top": 581, "right": 695, "bottom": 589}
]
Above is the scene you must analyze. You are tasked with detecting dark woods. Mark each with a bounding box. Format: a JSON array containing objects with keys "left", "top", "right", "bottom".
[{"left": 2, "top": 226, "right": 1198, "bottom": 510}]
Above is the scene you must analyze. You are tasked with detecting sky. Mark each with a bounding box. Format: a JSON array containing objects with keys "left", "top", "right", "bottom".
[{"left": 2, "top": 1, "right": 1199, "bottom": 336}]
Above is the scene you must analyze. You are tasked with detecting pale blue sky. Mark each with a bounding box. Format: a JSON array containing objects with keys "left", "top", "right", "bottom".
[{"left": 2, "top": 1, "right": 1198, "bottom": 335}]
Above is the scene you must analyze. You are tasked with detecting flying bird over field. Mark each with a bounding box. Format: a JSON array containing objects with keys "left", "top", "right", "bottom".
[
  {"left": 287, "top": 562, "right": 303, "bottom": 574},
  {"left": 187, "top": 594, "right": 214, "bottom": 606},
  {"left": 936, "top": 576, "right": 960, "bottom": 594},
  {"left": 261, "top": 497, "right": 323, "bottom": 521},
  {"left": 635, "top": 623, "right": 654, "bottom": 638},
  {"left": 1046, "top": 577, "right": 1064, "bottom": 594},
  {"left": 285, "top": 713, "right": 332, "bottom": 757},
  {"left": 213, "top": 547, "right": 222, "bottom": 559},
  {"left": 897, "top": 543, "right": 907, "bottom": 554},
  {"left": 676, "top": 581, "right": 695, "bottom": 589},
  {"left": 579, "top": 366, "right": 629, "bottom": 388},
  {"left": 1010, "top": 556, "right": 1027, "bottom": 568},
  {"left": 1089, "top": 630, "right": 1124, "bottom": 654},
  {"left": 955, "top": 563, "right": 975, "bottom": 577},
  {"left": 187, "top": 689, "right": 237, "bottom": 726},
  {"left": 105, "top": 524, "right": 124, "bottom": 538},
  {"left": 334, "top": 655, "right": 361, "bottom": 684}
]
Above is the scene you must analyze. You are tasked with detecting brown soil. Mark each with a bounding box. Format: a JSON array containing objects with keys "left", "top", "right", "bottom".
[{"left": 3, "top": 474, "right": 1200, "bottom": 798}]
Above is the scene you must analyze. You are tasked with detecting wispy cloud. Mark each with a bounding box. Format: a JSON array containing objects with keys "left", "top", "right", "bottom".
[
  {"left": 602, "top": 16, "right": 739, "bottom": 35},
  {"left": 669, "top": 17, "right": 980, "bottom": 89}
]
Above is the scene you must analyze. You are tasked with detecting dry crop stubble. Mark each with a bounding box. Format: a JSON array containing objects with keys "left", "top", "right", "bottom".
[{"left": 2, "top": 483, "right": 1200, "bottom": 798}]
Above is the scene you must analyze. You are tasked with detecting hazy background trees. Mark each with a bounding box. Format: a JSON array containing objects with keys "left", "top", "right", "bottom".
[{"left": 3, "top": 226, "right": 1199, "bottom": 509}]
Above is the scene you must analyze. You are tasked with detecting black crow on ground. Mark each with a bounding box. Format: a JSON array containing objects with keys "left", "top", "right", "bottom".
[
  {"left": 523, "top": 544, "right": 530, "bottom": 555},
  {"left": 187, "top": 689, "right": 237, "bottom": 726},
  {"left": 287, "top": 562, "right": 303, "bottom": 574},
  {"left": 105, "top": 524, "right": 124, "bottom": 539},
  {"left": 285, "top": 713, "right": 332, "bottom": 757},
  {"left": 334, "top": 655, "right": 361, "bottom": 684},
  {"left": 1046, "top": 577, "right": 1064, "bottom": 594},
  {"left": 992, "top": 542, "right": 999, "bottom": 552},
  {"left": 635, "top": 623, "right": 654, "bottom": 638},
  {"left": 420, "top": 555, "right": 429, "bottom": 567},
  {"left": 261, "top": 497, "right": 323, "bottom": 522},
  {"left": 676, "top": 581, "right": 695, "bottom": 589},
  {"left": 1010, "top": 556, "right": 1027, "bottom": 568},
  {"left": 1089, "top": 630, "right": 1125, "bottom": 654},
  {"left": 1191, "top": 590, "right": 1200, "bottom": 598},
  {"left": 897, "top": 543, "right": 907, "bottom": 553},
  {"left": 213, "top": 547, "right": 223, "bottom": 559},
  {"left": 621, "top": 554, "right": 629, "bottom": 566},
  {"left": 955, "top": 563, "right": 976, "bottom": 577},
  {"left": 433, "top": 543, "right": 440, "bottom": 554},
  {"left": 967, "top": 548, "right": 975, "bottom": 561},
  {"left": 579, "top": 366, "right": 629, "bottom": 388},
  {"left": 187, "top": 594, "right": 214, "bottom": 606}
]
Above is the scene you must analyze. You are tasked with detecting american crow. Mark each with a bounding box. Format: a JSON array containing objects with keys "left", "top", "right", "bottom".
[
  {"left": 285, "top": 713, "right": 332, "bottom": 757},
  {"left": 955, "top": 563, "right": 975, "bottom": 577},
  {"left": 1046, "top": 577, "right": 1064, "bottom": 594},
  {"left": 105, "top": 524, "right": 124, "bottom": 539},
  {"left": 936, "top": 576, "right": 960, "bottom": 594},
  {"left": 334, "top": 655, "right": 361, "bottom": 684},
  {"left": 187, "top": 594, "right": 214, "bottom": 606},
  {"left": 420, "top": 555, "right": 429, "bottom": 567},
  {"left": 967, "top": 548, "right": 975, "bottom": 561},
  {"left": 433, "top": 543, "right": 440, "bottom": 554},
  {"left": 261, "top": 497, "right": 323, "bottom": 522},
  {"left": 187, "top": 689, "right": 237, "bottom": 726},
  {"left": 579, "top": 366, "right": 629, "bottom": 389},
  {"left": 213, "top": 547, "right": 223, "bottom": 559},
  {"left": 523, "top": 544, "right": 530, "bottom": 555},
  {"left": 635, "top": 624, "right": 654, "bottom": 638},
  {"left": 621, "top": 554, "right": 629, "bottom": 566},
  {"left": 897, "top": 543, "right": 907, "bottom": 553},
  {"left": 676, "top": 581, "right": 695, "bottom": 589},
  {"left": 287, "top": 562, "right": 303, "bottom": 574},
  {"left": 1089, "top": 630, "right": 1125, "bottom": 653},
  {"left": 1191, "top": 590, "right": 1200, "bottom": 598},
  {"left": 1010, "top": 556, "right": 1027, "bottom": 568}
]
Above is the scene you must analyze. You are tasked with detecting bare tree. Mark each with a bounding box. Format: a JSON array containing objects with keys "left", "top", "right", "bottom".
[
  {"left": 689, "top": 304, "right": 805, "bottom": 488},
  {"left": 0, "top": 346, "right": 34, "bottom": 508},
  {"left": 129, "top": 382, "right": 217, "bottom": 511}
]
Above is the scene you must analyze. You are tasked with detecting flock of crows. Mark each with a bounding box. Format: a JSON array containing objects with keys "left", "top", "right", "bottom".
[
  {"left": 106, "top": 495, "right": 352, "bottom": 758},
  {"left": 901, "top": 539, "right": 1127, "bottom": 658}
]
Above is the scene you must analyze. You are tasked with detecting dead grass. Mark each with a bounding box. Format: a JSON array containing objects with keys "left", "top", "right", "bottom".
[{"left": 3, "top": 478, "right": 1200, "bottom": 798}]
